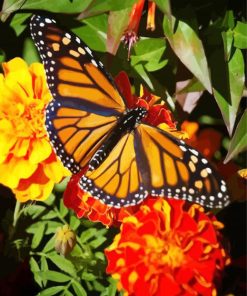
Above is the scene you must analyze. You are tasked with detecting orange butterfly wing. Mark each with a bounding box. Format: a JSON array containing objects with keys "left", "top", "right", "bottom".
[
  {"left": 81, "top": 124, "right": 229, "bottom": 208},
  {"left": 30, "top": 15, "right": 126, "bottom": 172}
]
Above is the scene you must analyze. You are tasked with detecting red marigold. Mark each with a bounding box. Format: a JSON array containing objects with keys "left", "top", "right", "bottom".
[
  {"left": 63, "top": 71, "right": 181, "bottom": 226},
  {"left": 105, "top": 198, "right": 230, "bottom": 296}
]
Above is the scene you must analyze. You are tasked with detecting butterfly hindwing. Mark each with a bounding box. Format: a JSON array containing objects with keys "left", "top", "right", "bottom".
[
  {"left": 135, "top": 124, "right": 229, "bottom": 208},
  {"left": 80, "top": 124, "right": 229, "bottom": 208}
]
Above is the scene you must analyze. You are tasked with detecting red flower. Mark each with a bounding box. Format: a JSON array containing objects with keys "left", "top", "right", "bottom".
[
  {"left": 122, "top": 0, "right": 157, "bottom": 59},
  {"left": 63, "top": 71, "right": 179, "bottom": 226},
  {"left": 105, "top": 198, "right": 230, "bottom": 296}
]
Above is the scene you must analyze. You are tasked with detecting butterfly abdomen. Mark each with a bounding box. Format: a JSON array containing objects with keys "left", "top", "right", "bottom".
[{"left": 88, "top": 107, "right": 147, "bottom": 171}]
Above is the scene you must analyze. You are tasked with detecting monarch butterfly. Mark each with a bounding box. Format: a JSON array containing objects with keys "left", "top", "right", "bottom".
[{"left": 30, "top": 15, "right": 230, "bottom": 209}]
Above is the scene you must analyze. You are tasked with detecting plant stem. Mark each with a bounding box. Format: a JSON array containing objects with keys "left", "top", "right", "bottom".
[{"left": 13, "top": 200, "right": 21, "bottom": 228}]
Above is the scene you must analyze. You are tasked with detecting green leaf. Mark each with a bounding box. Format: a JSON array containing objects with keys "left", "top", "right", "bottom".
[
  {"left": 39, "top": 286, "right": 65, "bottom": 296},
  {"left": 77, "top": 0, "right": 137, "bottom": 19},
  {"left": 89, "top": 236, "right": 107, "bottom": 249},
  {"left": 163, "top": 15, "right": 212, "bottom": 93},
  {"left": 31, "top": 223, "right": 46, "bottom": 249},
  {"left": 211, "top": 47, "right": 245, "bottom": 135},
  {"left": 37, "top": 271, "right": 71, "bottom": 283},
  {"left": 131, "top": 38, "right": 167, "bottom": 72},
  {"left": 42, "top": 235, "right": 55, "bottom": 253},
  {"left": 100, "top": 277, "right": 118, "bottom": 296},
  {"left": 153, "top": 0, "right": 171, "bottom": 16},
  {"left": 23, "top": 37, "right": 41, "bottom": 64},
  {"left": 26, "top": 221, "right": 44, "bottom": 234},
  {"left": 45, "top": 222, "right": 62, "bottom": 235},
  {"left": 133, "top": 63, "right": 154, "bottom": 90},
  {"left": 47, "top": 253, "right": 76, "bottom": 276},
  {"left": 59, "top": 199, "right": 69, "bottom": 218},
  {"left": 24, "top": 204, "right": 46, "bottom": 219},
  {"left": 81, "top": 271, "right": 97, "bottom": 281},
  {"left": 30, "top": 257, "right": 42, "bottom": 287},
  {"left": 41, "top": 211, "right": 58, "bottom": 220},
  {"left": 72, "top": 280, "right": 87, "bottom": 296},
  {"left": 1, "top": 0, "right": 26, "bottom": 21},
  {"left": 233, "top": 21, "right": 247, "bottom": 49},
  {"left": 41, "top": 256, "right": 49, "bottom": 286},
  {"left": 43, "top": 193, "right": 56, "bottom": 206},
  {"left": 54, "top": 176, "right": 70, "bottom": 192},
  {"left": 70, "top": 215, "right": 81, "bottom": 231},
  {"left": 73, "top": 14, "right": 107, "bottom": 52},
  {"left": 80, "top": 228, "right": 97, "bottom": 243},
  {"left": 106, "top": 7, "right": 132, "bottom": 55},
  {"left": 95, "top": 251, "right": 105, "bottom": 261},
  {"left": 224, "top": 110, "right": 247, "bottom": 163},
  {"left": 9, "top": 12, "right": 31, "bottom": 36},
  {"left": 21, "top": 0, "right": 91, "bottom": 14}
]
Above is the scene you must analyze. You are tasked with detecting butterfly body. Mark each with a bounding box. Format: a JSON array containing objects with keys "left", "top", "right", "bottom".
[
  {"left": 89, "top": 107, "right": 147, "bottom": 171},
  {"left": 30, "top": 15, "right": 230, "bottom": 209}
]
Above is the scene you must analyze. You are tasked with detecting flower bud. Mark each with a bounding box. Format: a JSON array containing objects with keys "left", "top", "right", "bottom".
[{"left": 55, "top": 224, "right": 76, "bottom": 256}]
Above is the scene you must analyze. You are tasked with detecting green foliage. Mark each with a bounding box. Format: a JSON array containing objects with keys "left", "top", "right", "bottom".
[{"left": 20, "top": 194, "right": 111, "bottom": 295}]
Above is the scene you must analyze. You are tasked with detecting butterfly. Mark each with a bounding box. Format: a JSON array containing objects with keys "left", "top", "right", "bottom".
[{"left": 30, "top": 15, "right": 230, "bottom": 209}]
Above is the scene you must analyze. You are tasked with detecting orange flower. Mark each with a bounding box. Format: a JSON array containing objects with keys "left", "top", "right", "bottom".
[
  {"left": 63, "top": 71, "right": 183, "bottom": 226},
  {"left": 105, "top": 198, "right": 230, "bottom": 296},
  {"left": 122, "top": 0, "right": 157, "bottom": 59},
  {"left": 181, "top": 120, "right": 222, "bottom": 159},
  {"left": 0, "top": 58, "right": 70, "bottom": 202}
]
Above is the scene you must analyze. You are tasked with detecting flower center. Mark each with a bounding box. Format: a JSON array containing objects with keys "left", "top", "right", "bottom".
[
  {"left": 147, "top": 234, "right": 185, "bottom": 269},
  {"left": 8, "top": 100, "right": 47, "bottom": 139}
]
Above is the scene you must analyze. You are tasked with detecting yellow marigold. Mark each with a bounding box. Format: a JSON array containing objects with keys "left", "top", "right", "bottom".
[{"left": 0, "top": 57, "right": 70, "bottom": 202}]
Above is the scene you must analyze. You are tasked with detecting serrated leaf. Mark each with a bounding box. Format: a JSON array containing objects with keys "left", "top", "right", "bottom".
[
  {"left": 233, "top": 21, "right": 247, "bottom": 49},
  {"left": 45, "top": 222, "right": 62, "bottom": 235},
  {"left": 80, "top": 228, "right": 97, "bottom": 243},
  {"left": 26, "top": 221, "right": 45, "bottom": 234},
  {"left": 100, "top": 277, "right": 118, "bottom": 296},
  {"left": 106, "top": 7, "right": 132, "bottom": 55},
  {"left": 41, "top": 211, "right": 58, "bottom": 220},
  {"left": 95, "top": 251, "right": 105, "bottom": 261},
  {"left": 43, "top": 193, "right": 56, "bottom": 206},
  {"left": 37, "top": 271, "right": 71, "bottom": 283},
  {"left": 59, "top": 199, "right": 69, "bottom": 218},
  {"left": 1, "top": 0, "right": 26, "bottom": 21},
  {"left": 64, "top": 290, "right": 74, "bottom": 296},
  {"left": 93, "top": 280, "right": 105, "bottom": 292},
  {"left": 81, "top": 271, "right": 97, "bottom": 281},
  {"left": 47, "top": 253, "right": 76, "bottom": 276},
  {"left": 89, "top": 236, "right": 107, "bottom": 249},
  {"left": 24, "top": 204, "right": 46, "bottom": 219},
  {"left": 163, "top": 15, "right": 212, "bottom": 93},
  {"left": 224, "top": 110, "right": 247, "bottom": 163},
  {"left": 72, "top": 280, "right": 87, "bottom": 296},
  {"left": 42, "top": 235, "right": 55, "bottom": 253},
  {"left": 41, "top": 256, "right": 49, "bottom": 286},
  {"left": 30, "top": 257, "right": 42, "bottom": 287},
  {"left": 31, "top": 223, "right": 46, "bottom": 249},
  {"left": 39, "top": 286, "right": 65, "bottom": 296},
  {"left": 70, "top": 215, "right": 81, "bottom": 231}
]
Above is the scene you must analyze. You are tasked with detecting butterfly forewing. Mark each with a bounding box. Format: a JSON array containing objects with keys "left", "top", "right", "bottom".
[{"left": 30, "top": 15, "right": 126, "bottom": 172}]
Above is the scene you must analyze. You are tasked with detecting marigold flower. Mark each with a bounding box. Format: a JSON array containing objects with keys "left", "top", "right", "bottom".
[
  {"left": 0, "top": 58, "right": 70, "bottom": 202},
  {"left": 105, "top": 198, "right": 230, "bottom": 296},
  {"left": 63, "top": 71, "right": 182, "bottom": 226}
]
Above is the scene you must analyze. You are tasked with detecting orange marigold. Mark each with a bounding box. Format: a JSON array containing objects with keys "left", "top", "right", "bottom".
[
  {"left": 0, "top": 58, "right": 70, "bottom": 202},
  {"left": 105, "top": 198, "right": 230, "bottom": 296}
]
